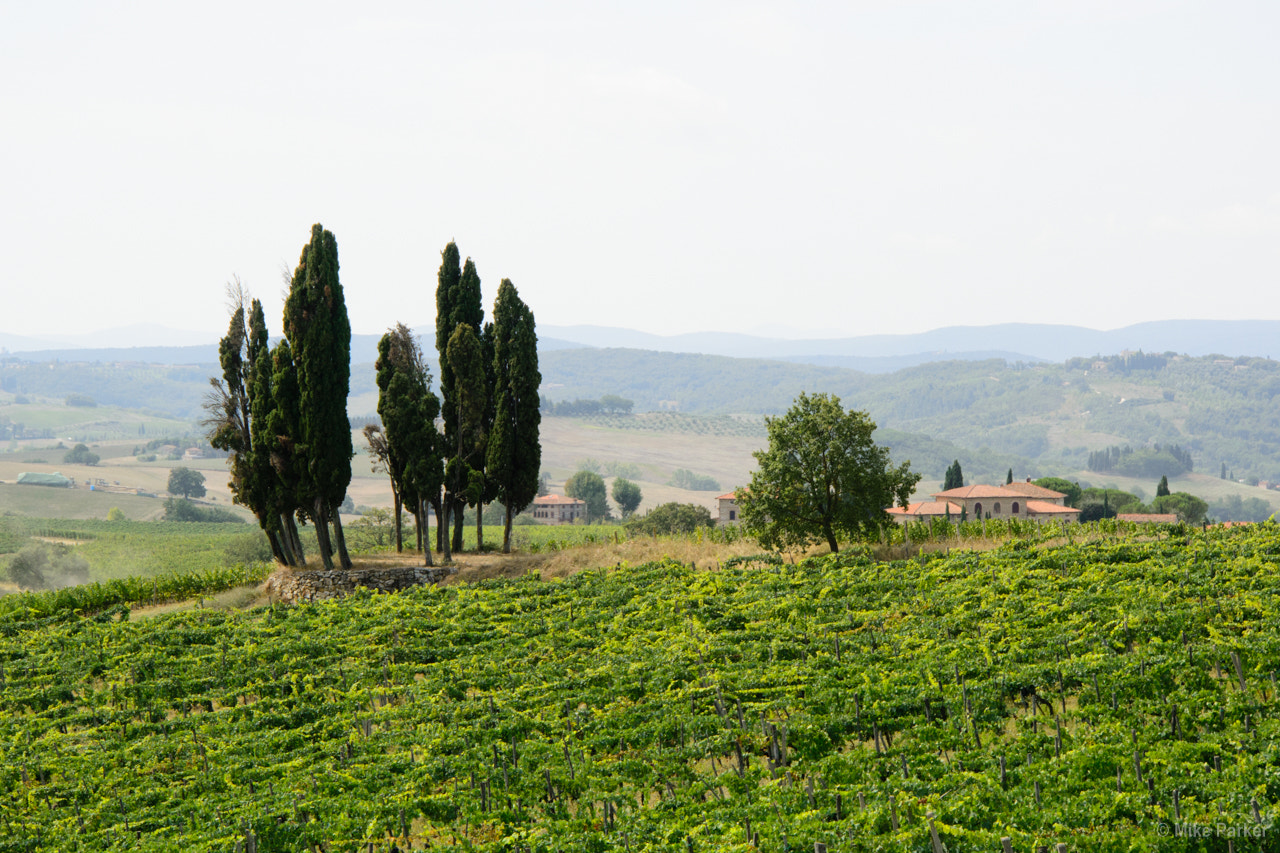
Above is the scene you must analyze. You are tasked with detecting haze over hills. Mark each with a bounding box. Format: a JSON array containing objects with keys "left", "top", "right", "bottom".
[{"left": 6, "top": 319, "right": 1276, "bottom": 370}]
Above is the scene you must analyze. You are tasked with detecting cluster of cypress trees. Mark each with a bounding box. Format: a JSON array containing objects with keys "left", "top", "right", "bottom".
[
  {"left": 207, "top": 224, "right": 353, "bottom": 570},
  {"left": 433, "top": 242, "right": 542, "bottom": 556},
  {"left": 207, "top": 229, "right": 541, "bottom": 569}
]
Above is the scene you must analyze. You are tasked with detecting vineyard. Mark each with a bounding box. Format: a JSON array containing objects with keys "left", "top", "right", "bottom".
[{"left": 2, "top": 524, "right": 1279, "bottom": 850}]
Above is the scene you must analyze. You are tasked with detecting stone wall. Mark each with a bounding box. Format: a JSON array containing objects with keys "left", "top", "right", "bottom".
[{"left": 263, "top": 566, "right": 454, "bottom": 604}]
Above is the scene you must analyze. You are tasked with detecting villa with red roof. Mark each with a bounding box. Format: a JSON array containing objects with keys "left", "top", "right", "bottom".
[
  {"left": 887, "top": 479, "right": 1080, "bottom": 524},
  {"left": 531, "top": 494, "right": 586, "bottom": 525}
]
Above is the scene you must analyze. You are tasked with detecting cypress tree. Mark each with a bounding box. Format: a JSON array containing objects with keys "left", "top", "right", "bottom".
[
  {"left": 1006, "top": 468, "right": 1014, "bottom": 485},
  {"left": 283, "top": 224, "right": 353, "bottom": 571},
  {"left": 435, "top": 245, "right": 487, "bottom": 553},
  {"left": 206, "top": 286, "right": 297, "bottom": 565},
  {"left": 443, "top": 324, "right": 487, "bottom": 562},
  {"left": 374, "top": 324, "right": 443, "bottom": 564},
  {"left": 1156, "top": 475, "right": 1170, "bottom": 497},
  {"left": 487, "top": 279, "right": 542, "bottom": 552}
]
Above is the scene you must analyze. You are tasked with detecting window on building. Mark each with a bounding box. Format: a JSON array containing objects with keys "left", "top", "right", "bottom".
[
  {"left": 994, "top": 502, "right": 1001, "bottom": 514},
  {"left": 974, "top": 502, "right": 982, "bottom": 516},
  {"left": 729, "top": 510, "right": 737, "bottom": 520},
  {"left": 1012, "top": 502, "right": 1020, "bottom": 514}
]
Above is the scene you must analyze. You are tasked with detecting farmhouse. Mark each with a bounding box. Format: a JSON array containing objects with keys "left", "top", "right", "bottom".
[
  {"left": 531, "top": 494, "right": 586, "bottom": 525},
  {"left": 888, "top": 479, "right": 1080, "bottom": 524},
  {"left": 717, "top": 492, "right": 740, "bottom": 525}
]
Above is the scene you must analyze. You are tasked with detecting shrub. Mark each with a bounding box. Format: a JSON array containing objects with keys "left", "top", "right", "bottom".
[{"left": 6, "top": 543, "right": 90, "bottom": 590}]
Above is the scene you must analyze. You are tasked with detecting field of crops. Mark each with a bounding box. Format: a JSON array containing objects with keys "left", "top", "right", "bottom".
[
  {"left": 2, "top": 524, "right": 1279, "bottom": 851},
  {"left": 0, "top": 516, "right": 279, "bottom": 583}
]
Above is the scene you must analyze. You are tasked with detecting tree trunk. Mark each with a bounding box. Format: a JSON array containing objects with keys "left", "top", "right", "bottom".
[
  {"left": 452, "top": 498, "right": 465, "bottom": 553},
  {"left": 266, "top": 530, "right": 287, "bottom": 565},
  {"left": 313, "top": 500, "right": 335, "bottom": 570},
  {"left": 332, "top": 510, "right": 352, "bottom": 570},
  {"left": 824, "top": 523, "right": 839, "bottom": 553},
  {"left": 432, "top": 496, "right": 444, "bottom": 552},
  {"left": 503, "top": 504, "right": 514, "bottom": 554},
  {"left": 440, "top": 493, "right": 452, "bottom": 563},
  {"left": 476, "top": 502, "right": 485, "bottom": 551},
  {"left": 393, "top": 492, "right": 403, "bottom": 553},
  {"left": 281, "top": 513, "right": 305, "bottom": 568},
  {"left": 420, "top": 497, "right": 433, "bottom": 567}
]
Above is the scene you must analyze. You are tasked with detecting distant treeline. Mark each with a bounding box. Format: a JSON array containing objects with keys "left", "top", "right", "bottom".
[
  {"left": 1087, "top": 443, "right": 1193, "bottom": 477},
  {"left": 540, "top": 394, "right": 634, "bottom": 416}
]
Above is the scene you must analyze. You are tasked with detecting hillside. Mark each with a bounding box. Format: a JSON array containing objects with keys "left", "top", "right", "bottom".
[{"left": 6, "top": 342, "right": 1280, "bottom": 489}]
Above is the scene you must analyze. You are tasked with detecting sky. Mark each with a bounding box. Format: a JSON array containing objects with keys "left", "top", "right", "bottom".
[{"left": 3, "top": 1, "right": 1278, "bottom": 344}]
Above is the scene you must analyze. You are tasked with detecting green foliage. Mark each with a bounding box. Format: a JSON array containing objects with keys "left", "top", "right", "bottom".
[
  {"left": 1152, "top": 491, "right": 1209, "bottom": 524},
  {"left": 163, "top": 498, "right": 245, "bottom": 524},
  {"left": 221, "top": 531, "right": 274, "bottom": 566},
  {"left": 64, "top": 392, "right": 97, "bottom": 407},
  {"left": 1208, "top": 493, "right": 1274, "bottom": 522},
  {"left": 106, "top": 507, "right": 125, "bottom": 522},
  {"left": 1033, "top": 476, "right": 1083, "bottom": 507},
  {"left": 284, "top": 223, "right": 353, "bottom": 567},
  {"left": 943, "top": 459, "right": 964, "bottom": 490},
  {"left": 624, "top": 501, "right": 712, "bottom": 535},
  {"left": 740, "top": 392, "right": 921, "bottom": 552},
  {"left": 610, "top": 478, "right": 642, "bottom": 517},
  {"left": 63, "top": 442, "right": 100, "bottom": 465},
  {"left": 564, "top": 470, "right": 609, "bottom": 521},
  {"left": 668, "top": 467, "right": 721, "bottom": 491},
  {"left": 167, "top": 466, "right": 206, "bottom": 498},
  {"left": 2, "top": 526, "right": 1279, "bottom": 849},
  {"left": 5, "top": 542, "right": 89, "bottom": 590},
  {"left": 1156, "top": 474, "right": 1170, "bottom": 497},
  {"left": 487, "top": 278, "right": 542, "bottom": 551}
]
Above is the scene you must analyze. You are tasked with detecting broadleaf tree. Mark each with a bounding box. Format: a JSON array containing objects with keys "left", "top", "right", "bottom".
[
  {"left": 611, "top": 478, "right": 642, "bottom": 518},
  {"left": 738, "top": 391, "right": 920, "bottom": 553},
  {"left": 564, "top": 470, "right": 609, "bottom": 522},
  {"left": 486, "top": 279, "right": 542, "bottom": 552}
]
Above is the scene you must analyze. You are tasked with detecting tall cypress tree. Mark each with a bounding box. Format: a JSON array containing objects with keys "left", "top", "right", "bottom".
[
  {"left": 443, "top": 324, "right": 487, "bottom": 562},
  {"left": 435, "top": 245, "right": 487, "bottom": 553},
  {"left": 265, "top": 341, "right": 307, "bottom": 566},
  {"left": 283, "top": 224, "right": 353, "bottom": 571},
  {"left": 487, "top": 279, "right": 542, "bottom": 553}
]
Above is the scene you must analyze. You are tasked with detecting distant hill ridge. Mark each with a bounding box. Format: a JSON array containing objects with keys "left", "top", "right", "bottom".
[{"left": 3, "top": 319, "right": 1277, "bottom": 367}]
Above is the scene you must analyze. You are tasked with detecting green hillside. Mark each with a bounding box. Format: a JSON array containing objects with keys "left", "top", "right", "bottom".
[{"left": 2, "top": 524, "right": 1278, "bottom": 851}]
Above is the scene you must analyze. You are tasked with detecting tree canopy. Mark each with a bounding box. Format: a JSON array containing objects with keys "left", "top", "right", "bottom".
[
  {"left": 738, "top": 392, "right": 920, "bottom": 553},
  {"left": 564, "top": 471, "right": 609, "bottom": 522},
  {"left": 486, "top": 279, "right": 542, "bottom": 552},
  {"left": 283, "top": 223, "right": 354, "bottom": 570},
  {"left": 167, "top": 467, "right": 207, "bottom": 499},
  {"left": 611, "top": 478, "right": 642, "bottom": 517}
]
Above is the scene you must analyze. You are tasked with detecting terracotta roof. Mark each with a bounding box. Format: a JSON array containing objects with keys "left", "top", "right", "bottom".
[
  {"left": 1117, "top": 513, "right": 1179, "bottom": 524},
  {"left": 886, "top": 501, "right": 963, "bottom": 517},
  {"left": 1024, "top": 500, "right": 1079, "bottom": 515},
  {"left": 932, "top": 485, "right": 1020, "bottom": 499},
  {"left": 717, "top": 492, "right": 739, "bottom": 501},
  {"left": 533, "top": 494, "right": 584, "bottom": 505},
  {"left": 1000, "top": 482, "right": 1067, "bottom": 499}
]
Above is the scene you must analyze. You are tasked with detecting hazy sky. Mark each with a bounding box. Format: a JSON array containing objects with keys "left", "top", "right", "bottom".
[{"left": 4, "top": 2, "right": 1278, "bottom": 343}]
